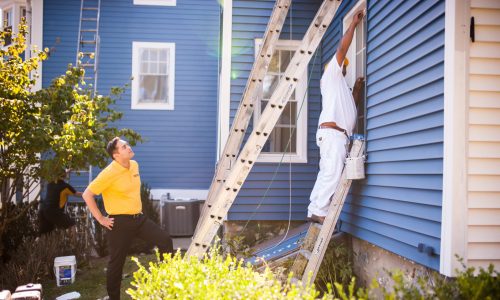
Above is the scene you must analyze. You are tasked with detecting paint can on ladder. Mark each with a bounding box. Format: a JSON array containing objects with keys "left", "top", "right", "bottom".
[{"left": 345, "top": 134, "right": 365, "bottom": 180}]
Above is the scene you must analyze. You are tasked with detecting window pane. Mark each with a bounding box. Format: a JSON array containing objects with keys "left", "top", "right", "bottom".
[
  {"left": 160, "top": 49, "right": 168, "bottom": 62},
  {"left": 263, "top": 127, "right": 296, "bottom": 153},
  {"left": 139, "top": 75, "right": 168, "bottom": 103},
  {"left": 159, "top": 63, "right": 167, "bottom": 74},
  {"left": 277, "top": 102, "right": 296, "bottom": 126},
  {"left": 140, "top": 62, "right": 148, "bottom": 73},
  {"left": 263, "top": 75, "right": 279, "bottom": 99},
  {"left": 356, "top": 51, "right": 364, "bottom": 78},
  {"left": 269, "top": 51, "right": 279, "bottom": 73},
  {"left": 150, "top": 48, "right": 158, "bottom": 61},
  {"left": 141, "top": 48, "right": 149, "bottom": 61},
  {"left": 149, "top": 62, "right": 158, "bottom": 74},
  {"left": 280, "top": 50, "right": 292, "bottom": 71}
]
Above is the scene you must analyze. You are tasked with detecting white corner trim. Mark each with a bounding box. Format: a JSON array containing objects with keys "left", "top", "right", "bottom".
[
  {"left": 131, "top": 41, "right": 175, "bottom": 110},
  {"left": 31, "top": 0, "right": 43, "bottom": 92},
  {"left": 441, "top": 0, "right": 469, "bottom": 277},
  {"left": 133, "top": 0, "right": 176, "bottom": 6},
  {"left": 150, "top": 189, "right": 208, "bottom": 201},
  {"left": 217, "top": 0, "right": 232, "bottom": 161}
]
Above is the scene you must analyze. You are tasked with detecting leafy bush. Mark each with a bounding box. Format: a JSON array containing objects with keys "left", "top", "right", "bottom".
[
  {"left": 127, "top": 247, "right": 334, "bottom": 300},
  {"left": 1, "top": 202, "right": 39, "bottom": 262},
  {"left": 331, "top": 260, "right": 500, "bottom": 300},
  {"left": 0, "top": 229, "right": 93, "bottom": 291},
  {"left": 315, "top": 239, "right": 354, "bottom": 296}
]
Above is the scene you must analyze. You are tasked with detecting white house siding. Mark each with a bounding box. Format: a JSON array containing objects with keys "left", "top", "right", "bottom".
[{"left": 467, "top": 0, "right": 500, "bottom": 270}]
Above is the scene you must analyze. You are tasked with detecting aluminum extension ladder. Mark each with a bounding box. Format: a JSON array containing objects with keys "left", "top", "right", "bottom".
[
  {"left": 188, "top": 0, "right": 343, "bottom": 258},
  {"left": 76, "top": 0, "right": 101, "bottom": 94},
  {"left": 247, "top": 138, "right": 365, "bottom": 284}
]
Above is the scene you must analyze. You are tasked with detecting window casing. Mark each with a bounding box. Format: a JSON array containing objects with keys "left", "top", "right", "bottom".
[
  {"left": 131, "top": 42, "right": 175, "bottom": 110},
  {"left": 343, "top": 0, "right": 367, "bottom": 134},
  {"left": 133, "top": 0, "right": 176, "bottom": 6},
  {"left": 253, "top": 39, "right": 308, "bottom": 163}
]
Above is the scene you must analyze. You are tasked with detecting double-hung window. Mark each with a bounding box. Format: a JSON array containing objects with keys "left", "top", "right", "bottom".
[
  {"left": 254, "top": 39, "right": 308, "bottom": 163},
  {"left": 131, "top": 42, "right": 175, "bottom": 110}
]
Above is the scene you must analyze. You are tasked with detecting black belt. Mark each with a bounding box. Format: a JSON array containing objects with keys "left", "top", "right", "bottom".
[{"left": 109, "top": 213, "right": 143, "bottom": 219}]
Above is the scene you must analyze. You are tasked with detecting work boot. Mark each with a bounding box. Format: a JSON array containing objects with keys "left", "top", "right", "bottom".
[{"left": 308, "top": 214, "right": 325, "bottom": 224}]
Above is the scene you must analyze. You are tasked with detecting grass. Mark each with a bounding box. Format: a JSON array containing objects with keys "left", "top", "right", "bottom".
[{"left": 42, "top": 254, "right": 155, "bottom": 300}]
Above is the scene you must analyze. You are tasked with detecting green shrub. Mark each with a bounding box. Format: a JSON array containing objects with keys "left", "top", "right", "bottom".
[
  {"left": 127, "top": 247, "right": 334, "bottom": 300},
  {"left": 0, "top": 229, "right": 94, "bottom": 291},
  {"left": 315, "top": 239, "right": 354, "bottom": 296},
  {"left": 1, "top": 201, "right": 39, "bottom": 262},
  {"left": 331, "top": 260, "right": 500, "bottom": 300}
]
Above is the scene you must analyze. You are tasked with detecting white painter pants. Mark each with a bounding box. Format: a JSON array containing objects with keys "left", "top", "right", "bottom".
[{"left": 308, "top": 129, "right": 348, "bottom": 217}]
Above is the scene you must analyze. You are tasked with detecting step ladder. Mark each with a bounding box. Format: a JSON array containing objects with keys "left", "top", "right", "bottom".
[
  {"left": 76, "top": 0, "right": 101, "bottom": 94},
  {"left": 197, "top": 0, "right": 292, "bottom": 231},
  {"left": 246, "top": 138, "right": 365, "bottom": 284},
  {"left": 188, "top": 0, "right": 343, "bottom": 258}
]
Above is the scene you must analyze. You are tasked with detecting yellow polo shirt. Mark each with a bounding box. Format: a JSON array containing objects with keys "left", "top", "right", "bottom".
[{"left": 88, "top": 160, "right": 142, "bottom": 215}]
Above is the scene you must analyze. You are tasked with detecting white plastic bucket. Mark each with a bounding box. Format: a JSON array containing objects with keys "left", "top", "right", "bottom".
[
  {"left": 0, "top": 290, "right": 11, "bottom": 300},
  {"left": 345, "top": 155, "right": 365, "bottom": 180},
  {"left": 54, "top": 256, "right": 77, "bottom": 287}
]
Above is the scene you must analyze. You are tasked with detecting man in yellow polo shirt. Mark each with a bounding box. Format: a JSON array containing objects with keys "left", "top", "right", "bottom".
[{"left": 82, "top": 137, "right": 173, "bottom": 300}]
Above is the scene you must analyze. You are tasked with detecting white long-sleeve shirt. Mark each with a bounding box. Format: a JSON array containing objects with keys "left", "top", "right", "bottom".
[{"left": 318, "top": 54, "right": 357, "bottom": 136}]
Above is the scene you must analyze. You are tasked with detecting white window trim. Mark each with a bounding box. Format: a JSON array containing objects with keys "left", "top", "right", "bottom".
[
  {"left": 441, "top": 0, "right": 469, "bottom": 277},
  {"left": 133, "top": 0, "right": 176, "bottom": 6},
  {"left": 217, "top": 0, "right": 232, "bottom": 161},
  {"left": 253, "top": 39, "right": 308, "bottom": 163},
  {"left": 342, "top": 0, "right": 367, "bottom": 89},
  {"left": 131, "top": 41, "right": 175, "bottom": 110}
]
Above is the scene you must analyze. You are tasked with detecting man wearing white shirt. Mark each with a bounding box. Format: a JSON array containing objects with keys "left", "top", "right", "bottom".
[{"left": 308, "top": 10, "right": 364, "bottom": 224}]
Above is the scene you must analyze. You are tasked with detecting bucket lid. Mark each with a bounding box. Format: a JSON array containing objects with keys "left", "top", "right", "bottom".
[{"left": 54, "top": 255, "right": 76, "bottom": 264}]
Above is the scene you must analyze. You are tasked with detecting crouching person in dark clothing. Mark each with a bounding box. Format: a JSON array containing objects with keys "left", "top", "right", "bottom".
[
  {"left": 39, "top": 170, "right": 82, "bottom": 235},
  {"left": 82, "top": 137, "right": 173, "bottom": 300}
]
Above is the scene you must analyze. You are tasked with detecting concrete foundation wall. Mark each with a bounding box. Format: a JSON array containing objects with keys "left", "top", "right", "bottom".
[{"left": 351, "top": 235, "right": 437, "bottom": 289}]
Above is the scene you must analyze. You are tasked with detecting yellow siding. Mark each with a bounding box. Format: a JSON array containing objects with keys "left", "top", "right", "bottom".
[{"left": 467, "top": 2, "right": 500, "bottom": 271}]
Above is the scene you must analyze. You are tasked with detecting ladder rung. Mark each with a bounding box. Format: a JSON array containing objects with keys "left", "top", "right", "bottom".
[
  {"left": 80, "top": 40, "right": 96, "bottom": 44},
  {"left": 83, "top": 7, "right": 98, "bottom": 11},
  {"left": 80, "top": 63, "right": 95, "bottom": 68},
  {"left": 82, "top": 18, "right": 97, "bottom": 22},
  {"left": 81, "top": 52, "right": 94, "bottom": 56},
  {"left": 81, "top": 29, "right": 97, "bottom": 32}
]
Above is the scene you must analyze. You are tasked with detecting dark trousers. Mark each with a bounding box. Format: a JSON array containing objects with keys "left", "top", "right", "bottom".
[{"left": 106, "top": 214, "right": 173, "bottom": 300}]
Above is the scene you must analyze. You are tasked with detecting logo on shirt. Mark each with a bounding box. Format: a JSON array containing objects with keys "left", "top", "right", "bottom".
[{"left": 133, "top": 173, "right": 139, "bottom": 177}]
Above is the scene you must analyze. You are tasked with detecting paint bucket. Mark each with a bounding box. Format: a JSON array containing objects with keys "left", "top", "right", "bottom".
[
  {"left": 53, "top": 256, "right": 76, "bottom": 286},
  {"left": 0, "top": 290, "right": 11, "bottom": 300},
  {"left": 346, "top": 134, "right": 365, "bottom": 179}
]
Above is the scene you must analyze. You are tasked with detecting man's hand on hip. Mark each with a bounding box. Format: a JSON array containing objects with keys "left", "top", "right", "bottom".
[{"left": 99, "top": 215, "right": 114, "bottom": 230}]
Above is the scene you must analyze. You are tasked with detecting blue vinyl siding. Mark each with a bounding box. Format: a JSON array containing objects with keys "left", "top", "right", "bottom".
[
  {"left": 43, "top": 0, "right": 220, "bottom": 189},
  {"left": 322, "top": 0, "right": 445, "bottom": 270},
  {"left": 228, "top": 0, "right": 323, "bottom": 221}
]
